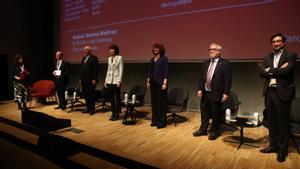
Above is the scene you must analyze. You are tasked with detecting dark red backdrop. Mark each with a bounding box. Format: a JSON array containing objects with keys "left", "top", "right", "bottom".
[{"left": 61, "top": 0, "right": 300, "bottom": 62}]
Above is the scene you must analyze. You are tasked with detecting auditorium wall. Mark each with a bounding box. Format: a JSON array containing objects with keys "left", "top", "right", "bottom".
[{"left": 67, "top": 61, "right": 300, "bottom": 113}]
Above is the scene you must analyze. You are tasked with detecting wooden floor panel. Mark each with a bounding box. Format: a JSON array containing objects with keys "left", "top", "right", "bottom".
[{"left": 0, "top": 100, "right": 299, "bottom": 169}]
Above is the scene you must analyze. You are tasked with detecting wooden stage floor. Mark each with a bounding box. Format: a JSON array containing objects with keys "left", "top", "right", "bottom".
[{"left": 0, "top": 100, "right": 299, "bottom": 169}]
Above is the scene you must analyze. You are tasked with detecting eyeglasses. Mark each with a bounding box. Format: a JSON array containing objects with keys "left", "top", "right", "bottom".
[
  {"left": 272, "top": 40, "right": 283, "bottom": 43},
  {"left": 208, "top": 48, "right": 220, "bottom": 51}
]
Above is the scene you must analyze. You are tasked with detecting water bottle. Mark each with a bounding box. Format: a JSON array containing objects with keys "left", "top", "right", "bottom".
[
  {"left": 65, "top": 91, "right": 68, "bottom": 100},
  {"left": 132, "top": 94, "right": 136, "bottom": 104},
  {"left": 253, "top": 112, "right": 259, "bottom": 126},
  {"left": 73, "top": 91, "right": 77, "bottom": 100},
  {"left": 124, "top": 93, "right": 128, "bottom": 104},
  {"left": 225, "top": 109, "right": 231, "bottom": 121}
]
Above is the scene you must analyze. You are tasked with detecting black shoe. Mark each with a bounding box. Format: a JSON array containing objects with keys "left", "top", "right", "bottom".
[
  {"left": 277, "top": 152, "right": 286, "bottom": 162},
  {"left": 17, "top": 103, "right": 22, "bottom": 110},
  {"left": 109, "top": 115, "right": 118, "bottom": 121},
  {"left": 150, "top": 123, "right": 157, "bottom": 127},
  {"left": 54, "top": 106, "right": 61, "bottom": 109},
  {"left": 260, "top": 146, "right": 278, "bottom": 153},
  {"left": 157, "top": 125, "right": 166, "bottom": 129},
  {"left": 89, "top": 111, "right": 95, "bottom": 115},
  {"left": 193, "top": 130, "right": 207, "bottom": 137},
  {"left": 208, "top": 132, "right": 219, "bottom": 140},
  {"left": 61, "top": 106, "right": 66, "bottom": 110},
  {"left": 22, "top": 106, "right": 29, "bottom": 111},
  {"left": 114, "top": 114, "right": 119, "bottom": 120},
  {"left": 82, "top": 110, "right": 90, "bottom": 113},
  {"left": 109, "top": 116, "right": 117, "bottom": 121}
]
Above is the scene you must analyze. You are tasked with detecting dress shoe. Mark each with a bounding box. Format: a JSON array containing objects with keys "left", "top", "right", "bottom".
[
  {"left": 17, "top": 103, "right": 22, "bottom": 110},
  {"left": 61, "top": 106, "right": 66, "bottom": 110},
  {"left": 54, "top": 106, "right": 61, "bottom": 109},
  {"left": 277, "top": 152, "right": 286, "bottom": 162},
  {"left": 193, "top": 130, "right": 207, "bottom": 137},
  {"left": 82, "top": 110, "right": 90, "bottom": 113},
  {"left": 109, "top": 115, "right": 118, "bottom": 121},
  {"left": 260, "top": 146, "right": 278, "bottom": 153},
  {"left": 22, "top": 106, "right": 29, "bottom": 111},
  {"left": 150, "top": 123, "right": 157, "bottom": 127},
  {"left": 208, "top": 132, "right": 220, "bottom": 140},
  {"left": 89, "top": 111, "right": 95, "bottom": 115},
  {"left": 157, "top": 125, "right": 166, "bottom": 129},
  {"left": 109, "top": 117, "right": 116, "bottom": 121},
  {"left": 114, "top": 114, "right": 119, "bottom": 120}
]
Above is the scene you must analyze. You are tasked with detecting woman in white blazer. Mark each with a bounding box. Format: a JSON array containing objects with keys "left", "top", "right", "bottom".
[{"left": 104, "top": 44, "right": 124, "bottom": 120}]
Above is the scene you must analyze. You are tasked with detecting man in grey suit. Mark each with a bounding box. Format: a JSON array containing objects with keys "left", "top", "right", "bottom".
[{"left": 260, "top": 33, "right": 297, "bottom": 162}]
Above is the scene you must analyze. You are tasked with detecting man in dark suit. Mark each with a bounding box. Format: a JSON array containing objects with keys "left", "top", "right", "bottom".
[
  {"left": 53, "top": 51, "right": 69, "bottom": 110},
  {"left": 80, "top": 46, "right": 99, "bottom": 115},
  {"left": 259, "top": 33, "right": 297, "bottom": 162},
  {"left": 193, "top": 43, "right": 232, "bottom": 140}
]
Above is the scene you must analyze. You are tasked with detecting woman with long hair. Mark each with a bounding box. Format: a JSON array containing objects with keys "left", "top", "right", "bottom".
[{"left": 11, "top": 53, "right": 31, "bottom": 110}]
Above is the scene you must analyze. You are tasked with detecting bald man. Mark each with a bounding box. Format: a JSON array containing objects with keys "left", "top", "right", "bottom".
[
  {"left": 80, "top": 46, "right": 99, "bottom": 115},
  {"left": 53, "top": 51, "right": 69, "bottom": 110}
]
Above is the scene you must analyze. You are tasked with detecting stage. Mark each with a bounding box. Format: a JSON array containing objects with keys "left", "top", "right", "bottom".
[{"left": 0, "top": 100, "right": 299, "bottom": 169}]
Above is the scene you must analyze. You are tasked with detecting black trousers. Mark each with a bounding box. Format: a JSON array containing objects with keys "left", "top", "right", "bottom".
[
  {"left": 150, "top": 82, "right": 167, "bottom": 127},
  {"left": 107, "top": 84, "right": 121, "bottom": 117},
  {"left": 265, "top": 87, "right": 291, "bottom": 152},
  {"left": 55, "top": 79, "right": 67, "bottom": 108},
  {"left": 200, "top": 92, "right": 222, "bottom": 133},
  {"left": 81, "top": 82, "right": 95, "bottom": 112}
]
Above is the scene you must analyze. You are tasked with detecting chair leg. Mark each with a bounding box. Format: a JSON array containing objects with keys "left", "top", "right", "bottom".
[
  {"left": 172, "top": 112, "right": 177, "bottom": 127},
  {"left": 167, "top": 112, "right": 189, "bottom": 126},
  {"left": 174, "top": 113, "right": 189, "bottom": 126},
  {"left": 123, "top": 106, "right": 127, "bottom": 122},
  {"left": 131, "top": 111, "right": 134, "bottom": 123},
  {"left": 71, "top": 100, "right": 74, "bottom": 111},
  {"left": 174, "top": 114, "right": 190, "bottom": 122},
  {"left": 131, "top": 106, "right": 136, "bottom": 123},
  {"left": 290, "top": 134, "right": 300, "bottom": 154}
]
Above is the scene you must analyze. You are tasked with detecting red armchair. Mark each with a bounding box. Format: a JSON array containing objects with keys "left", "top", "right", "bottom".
[{"left": 30, "top": 80, "right": 56, "bottom": 104}]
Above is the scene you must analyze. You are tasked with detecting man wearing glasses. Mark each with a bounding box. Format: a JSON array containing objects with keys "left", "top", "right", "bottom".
[
  {"left": 259, "top": 33, "right": 297, "bottom": 162},
  {"left": 80, "top": 46, "right": 99, "bottom": 115},
  {"left": 193, "top": 43, "right": 232, "bottom": 140}
]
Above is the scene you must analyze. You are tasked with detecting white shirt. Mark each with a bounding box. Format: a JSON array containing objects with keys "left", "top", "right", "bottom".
[
  {"left": 269, "top": 49, "right": 283, "bottom": 86},
  {"left": 205, "top": 57, "right": 219, "bottom": 91}
]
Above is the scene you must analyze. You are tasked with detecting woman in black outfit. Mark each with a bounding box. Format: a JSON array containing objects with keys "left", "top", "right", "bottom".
[{"left": 147, "top": 43, "right": 169, "bottom": 129}]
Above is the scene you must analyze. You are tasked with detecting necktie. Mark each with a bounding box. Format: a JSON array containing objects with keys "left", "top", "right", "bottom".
[
  {"left": 84, "top": 56, "right": 89, "bottom": 64},
  {"left": 206, "top": 59, "right": 215, "bottom": 91},
  {"left": 57, "top": 61, "right": 61, "bottom": 70}
]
